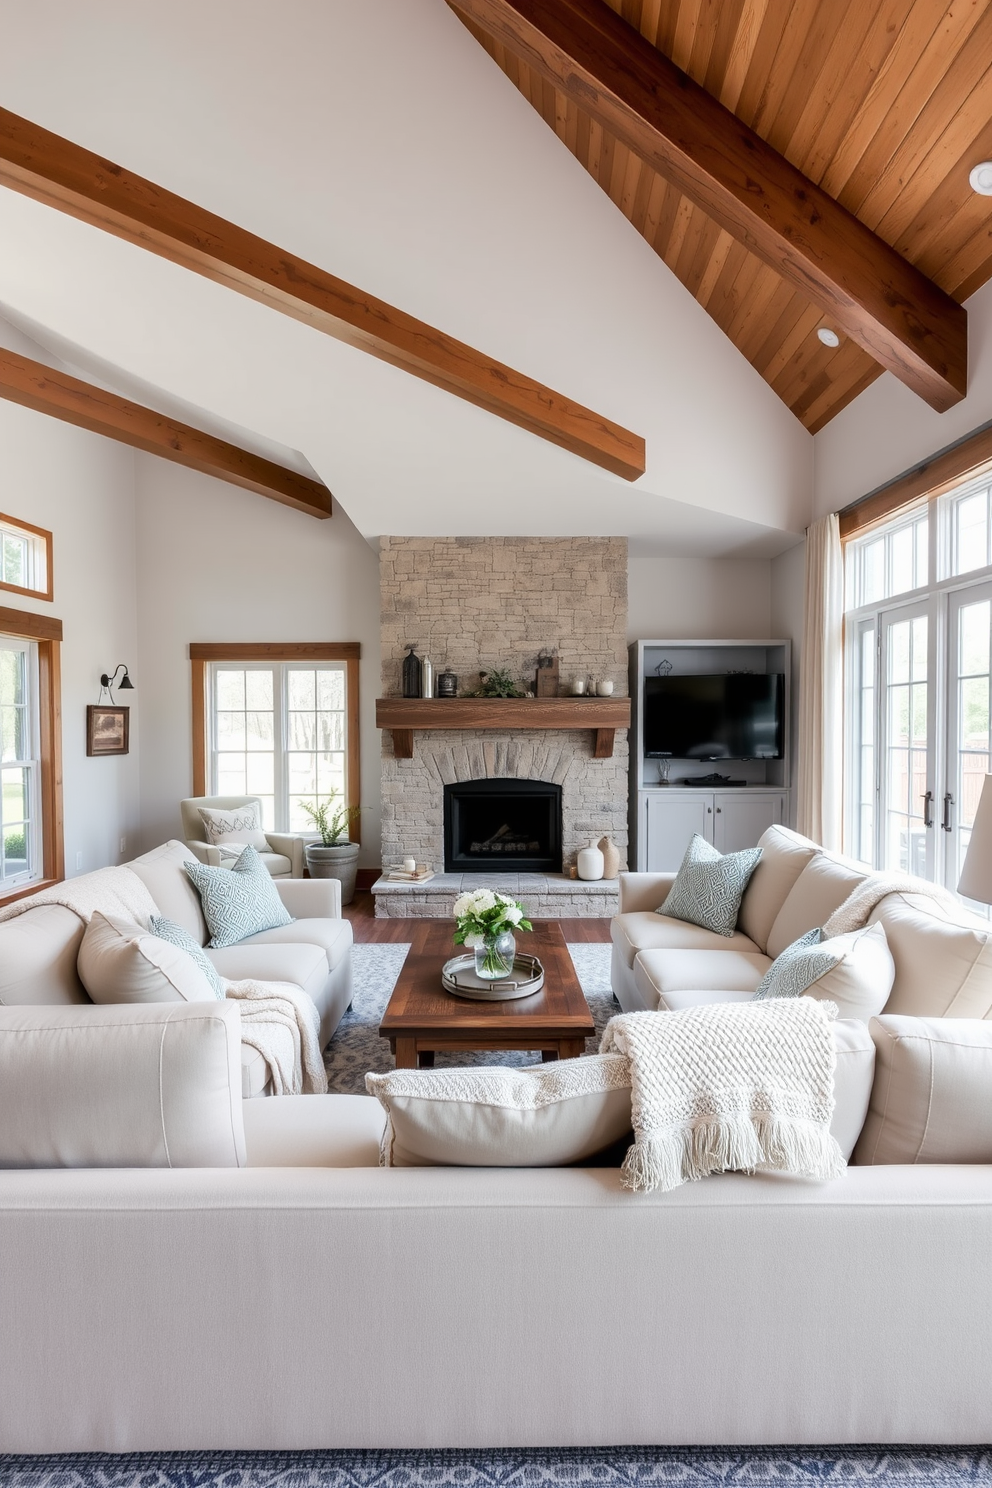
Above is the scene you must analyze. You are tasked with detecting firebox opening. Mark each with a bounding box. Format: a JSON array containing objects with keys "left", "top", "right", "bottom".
[{"left": 444, "top": 779, "right": 562, "bottom": 874}]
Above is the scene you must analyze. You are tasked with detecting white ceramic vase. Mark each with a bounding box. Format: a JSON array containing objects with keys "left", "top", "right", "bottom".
[{"left": 576, "top": 839, "right": 605, "bottom": 881}]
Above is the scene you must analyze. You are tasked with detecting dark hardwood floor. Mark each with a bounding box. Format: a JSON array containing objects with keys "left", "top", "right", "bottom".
[{"left": 342, "top": 890, "right": 612, "bottom": 944}]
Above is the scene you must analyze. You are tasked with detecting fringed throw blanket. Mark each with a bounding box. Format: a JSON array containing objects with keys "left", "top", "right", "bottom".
[
  {"left": 222, "top": 979, "right": 327, "bottom": 1095},
  {"left": 0, "top": 865, "right": 159, "bottom": 927},
  {"left": 601, "top": 998, "right": 844, "bottom": 1193},
  {"left": 823, "top": 872, "right": 956, "bottom": 937}
]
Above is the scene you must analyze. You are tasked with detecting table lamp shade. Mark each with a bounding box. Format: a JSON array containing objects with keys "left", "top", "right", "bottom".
[{"left": 958, "top": 774, "right": 992, "bottom": 904}]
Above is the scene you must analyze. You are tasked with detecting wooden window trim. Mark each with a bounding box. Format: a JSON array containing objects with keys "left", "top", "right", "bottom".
[
  {"left": 190, "top": 643, "right": 361, "bottom": 843},
  {"left": 839, "top": 421, "right": 992, "bottom": 540},
  {"left": 0, "top": 602, "right": 64, "bottom": 902},
  {"left": 0, "top": 510, "right": 54, "bottom": 602}
]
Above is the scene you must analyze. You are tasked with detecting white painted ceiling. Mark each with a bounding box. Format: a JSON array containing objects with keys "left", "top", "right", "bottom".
[{"left": 0, "top": 0, "right": 813, "bottom": 556}]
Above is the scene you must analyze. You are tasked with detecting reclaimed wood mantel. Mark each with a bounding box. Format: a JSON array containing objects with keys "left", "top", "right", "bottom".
[{"left": 375, "top": 696, "right": 630, "bottom": 759}]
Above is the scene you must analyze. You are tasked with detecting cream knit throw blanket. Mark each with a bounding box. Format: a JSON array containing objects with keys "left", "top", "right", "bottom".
[
  {"left": 822, "top": 872, "right": 957, "bottom": 937},
  {"left": 0, "top": 865, "right": 159, "bottom": 926},
  {"left": 601, "top": 998, "right": 844, "bottom": 1193},
  {"left": 223, "top": 979, "right": 327, "bottom": 1095}
]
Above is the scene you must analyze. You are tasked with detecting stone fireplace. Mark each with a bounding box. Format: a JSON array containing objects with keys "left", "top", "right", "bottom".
[
  {"left": 376, "top": 536, "right": 628, "bottom": 916},
  {"left": 444, "top": 778, "right": 562, "bottom": 874}
]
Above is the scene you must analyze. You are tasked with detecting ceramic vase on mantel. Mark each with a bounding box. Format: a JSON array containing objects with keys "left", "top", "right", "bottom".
[
  {"left": 576, "top": 839, "right": 605, "bottom": 881},
  {"left": 598, "top": 835, "right": 620, "bottom": 879}
]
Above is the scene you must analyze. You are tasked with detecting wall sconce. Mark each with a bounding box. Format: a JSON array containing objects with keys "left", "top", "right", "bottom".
[{"left": 98, "top": 664, "right": 135, "bottom": 705}]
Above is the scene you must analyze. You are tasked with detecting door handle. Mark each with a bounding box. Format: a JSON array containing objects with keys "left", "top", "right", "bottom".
[
  {"left": 715, "top": 807, "right": 722, "bottom": 814},
  {"left": 942, "top": 792, "right": 954, "bottom": 832},
  {"left": 922, "top": 790, "right": 933, "bottom": 828}
]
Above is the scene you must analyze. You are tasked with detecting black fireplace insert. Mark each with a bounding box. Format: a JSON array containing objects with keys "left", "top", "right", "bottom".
[{"left": 443, "top": 778, "right": 562, "bottom": 874}]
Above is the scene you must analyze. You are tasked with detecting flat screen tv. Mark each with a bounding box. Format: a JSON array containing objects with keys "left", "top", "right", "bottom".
[{"left": 644, "top": 673, "right": 784, "bottom": 760}]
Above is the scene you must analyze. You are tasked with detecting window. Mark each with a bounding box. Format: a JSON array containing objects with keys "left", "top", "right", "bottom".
[
  {"left": 0, "top": 513, "right": 53, "bottom": 602},
  {"left": 190, "top": 644, "right": 360, "bottom": 835},
  {"left": 844, "top": 482, "right": 992, "bottom": 909},
  {"left": 0, "top": 605, "right": 63, "bottom": 899}
]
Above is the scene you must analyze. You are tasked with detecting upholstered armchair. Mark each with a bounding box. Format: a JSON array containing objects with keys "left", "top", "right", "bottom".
[{"left": 180, "top": 795, "right": 306, "bottom": 878}]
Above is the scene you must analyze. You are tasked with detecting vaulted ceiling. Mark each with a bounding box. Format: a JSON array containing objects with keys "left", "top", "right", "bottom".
[{"left": 454, "top": 0, "right": 992, "bottom": 432}]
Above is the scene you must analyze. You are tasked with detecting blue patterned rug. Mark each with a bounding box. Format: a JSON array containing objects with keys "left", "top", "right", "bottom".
[{"left": 0, "top": 1446, "right": 988, "bottom": 1486}]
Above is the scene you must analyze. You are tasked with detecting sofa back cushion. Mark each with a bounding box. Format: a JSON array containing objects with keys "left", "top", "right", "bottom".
[
  {"left": 766, "top": 853, "right": 868, "bottom": 959},
  {"left": 0, "top": 904, "right": 88, "bottom": 1006},
  {"left": 737, "top": 825, "right": 819, "bottom": 953},
  {"left": 78, "top": 912, "right": 220, "bottom": 1005},
  {"left": 854, "top": 1014, "right": 992, "bottom": 1165},
  {"left": 869, "top": 891, "right": 992, "bottom": 1018},
  {"left": 0, "top": 1002, "right": 246, "bottom": 1167},
  {"left": 832, "top": 1018, "right": 876, "bottom": 1161},
  {"left": 128, "top": 839, "right": 208, "bottom": 944}
]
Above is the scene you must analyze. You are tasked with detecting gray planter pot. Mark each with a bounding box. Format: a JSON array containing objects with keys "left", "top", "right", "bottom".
[{"left": 304, "top": 841, "right": 360, "bottom": 905}]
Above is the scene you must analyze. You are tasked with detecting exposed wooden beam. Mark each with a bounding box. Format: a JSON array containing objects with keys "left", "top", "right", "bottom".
[
  {"left": 0, "top": 347, "right": 332, "bottom": 518},
  {"left": 0, "top": 107, "right": 645, "bottom": 481},
  {"left": 448, "top": 0, "right": 968, "bottom": 414}
]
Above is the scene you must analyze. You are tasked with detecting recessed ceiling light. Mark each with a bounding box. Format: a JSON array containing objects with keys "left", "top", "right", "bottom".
[
  {"left": 969, "top": 162, "right": 992, "bottom": 196},
  {"left": 817, "top": 327, "right": 840, "bottom": 348}
]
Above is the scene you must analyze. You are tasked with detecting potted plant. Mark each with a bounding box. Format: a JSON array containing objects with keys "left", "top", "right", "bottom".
[{"left": 300, "top": 794, "right": 361, "bottom": 904}]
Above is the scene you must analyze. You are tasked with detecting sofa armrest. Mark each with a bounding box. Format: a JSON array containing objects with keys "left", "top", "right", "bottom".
[
  {"left": 186, "top": 839, "right": 222, "bottom": 866},
  {"left": 265, "top": 834, "right": 305, "bottom": 877},
  {"left": 276, "top": 877, "right": 342, "bottom": 918},
  {"left": 618, "top": 872, "right": 676, "bottom": 914}
]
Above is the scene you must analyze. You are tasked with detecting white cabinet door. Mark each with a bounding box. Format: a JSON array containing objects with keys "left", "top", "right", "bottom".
[
  {"left": 643, "top": 792, "right": 713, "bottom": 871},
  {"left": 713, "top": 793, "right": 786, "bottom": 854}
]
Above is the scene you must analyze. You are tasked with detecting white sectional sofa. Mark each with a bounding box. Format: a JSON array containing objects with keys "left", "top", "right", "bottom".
[
  {"left": 3, "top": 826, "right": 992, "bottom": 1452},
  {"left": 612, "top": 823, "right": 992, "bottom": 1019},
  {"left": 0, "top": 839, "right": 354, "bottom": 1095}
]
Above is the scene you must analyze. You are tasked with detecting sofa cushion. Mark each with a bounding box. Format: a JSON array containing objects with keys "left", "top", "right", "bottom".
[
  {"left": 185, "top": 846, "right": 294, "bottom": 949},
  {"left": 737, "top": 825, "right": 819, "bottom": 953},
  {"left": 205, "top": 941, "right": 327, "bottom": 1004},
  {"left": 831, "top": 1019, "right": 876, "bottom": 1160},
  {"left": 869, "top": 891, "right": 992, "bottom": 1018},
  {"left": 0, "top": 1002, "right": 246, "bottom": 1168},
  {"left": 766, "top": 853, "right": 868, "bottom": 959},
  {"left": 633, "top": 949, "right": 772, "bottom": 1010},
  {"left": 127, "top": 839, "right": 209, "bottom": 944},
  {"left": 198, "top": 803, "right": 270, "bottom": 854},
  {"left": 149, "top": 915, "right": 224, "bottom": 996},
  {"left": 243, "top": 1093, "right": 385, "bottom": 1166},
  {"left": 854, "top": 1015, "right": 992, "bottom": 1165},
  {"left": 0, "top": 904, "right": 88, "bottom": 1006},
  {"left": 660, "top": 833, "right": 762, "bottom": 937},
  {"left": 612, "top": 912, "right": 760, "bottom": 971},
  {"left": 78, "top": 912, "right": 219, "bottom": 1005},
  {"left": 366, "top": 1055, "right": 633, "bottom": 1167},
  {"left": 237, "top": 917, "right": 353, "bottom": 971},
  {"left": 753, "top": 923, "right": 894, "bottom": 1021},
  {"left": 242, "top": 1043, "right": 272, "bottom": 1099}
]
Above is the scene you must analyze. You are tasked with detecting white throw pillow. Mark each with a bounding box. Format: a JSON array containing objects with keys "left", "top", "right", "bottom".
[
  {"left": 753, "top": 922, "right": 894, "bottom": 1021},
  {"left": 198, "top": 804, "right": 270, "bottom": 854},
  {"left": 78, "top": 911, "right": 219, "bottom": 1004},
  {"left": 365, "top": 1055, "right": 632, "bottom": 1167},
  {"left": 854, "top": 1015, "right": 992, "bottom": 1165}
]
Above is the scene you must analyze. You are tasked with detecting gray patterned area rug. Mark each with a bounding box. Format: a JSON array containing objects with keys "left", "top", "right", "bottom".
[
  {"left": 325, "top": 941, "right": 616, "bottom": 1092},
  {"left": 1, "top": 1446, "right": 989, "bottom": 1486}
]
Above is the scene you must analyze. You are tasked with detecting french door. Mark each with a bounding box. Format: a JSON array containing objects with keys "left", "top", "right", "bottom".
[
  {"left": 944, "top": 582, "right": 992, "bottom": 904},
  {"left": 877, "top": 598, "right": 936, "bottom": 881}
]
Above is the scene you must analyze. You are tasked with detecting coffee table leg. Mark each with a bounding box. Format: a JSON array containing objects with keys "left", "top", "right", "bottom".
[
  {"left": 557, "top": 1040, "right": 586, "bottom": 1060},
  {"left": 417, "top": 1050, "right": 435, "bottom": 1069},
  {"left": 541, "top": 1048, "right": 559, "bottom": 1062},
  {"left": 394, "top": 1037, "right": 418, "bottom": 1069}
]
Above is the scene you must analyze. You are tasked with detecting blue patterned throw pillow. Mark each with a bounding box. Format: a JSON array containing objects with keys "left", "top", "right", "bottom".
[
  {"left": 149, "top": 914, "right": 224, "bottom": 998},
  {"left": 184, "top": 845, "right": 294, "bottom": 949},
  {"left": 752, "top": 927, "right": 839, "bottom": 1001},
  {"left": 658, "top": 833, "right": 762, "bottom": 938}
]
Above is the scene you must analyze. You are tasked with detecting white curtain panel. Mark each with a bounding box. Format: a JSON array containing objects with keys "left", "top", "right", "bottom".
[{"left": 796, "top": 513, "right": 844, "bottom": 851}]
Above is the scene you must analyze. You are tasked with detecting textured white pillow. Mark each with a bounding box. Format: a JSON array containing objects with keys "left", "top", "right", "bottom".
[
  {"left": 366, "top": 1055, "right": 632, "bottom": 1167},
  {"left": 754, "top": 922, "right": 894, "bottom": 1021},
  {"left": 198, "top": 804, "right": 269, "bottom": 854},
  {"left": 78, "top": 911, "right": 219, "bottom": 1005},
  {"left": 0, "top": 1002, "right": 245, "bottom": 1168}
]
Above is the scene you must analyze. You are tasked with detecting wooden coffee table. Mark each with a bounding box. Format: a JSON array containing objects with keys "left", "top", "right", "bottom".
[{"left": 379, "top": 920, "right": 596, "bottom": 1069}]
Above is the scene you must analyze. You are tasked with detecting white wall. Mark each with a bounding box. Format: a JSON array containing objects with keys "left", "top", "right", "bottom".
[
  {"left": 0, "top": 399, "right": 140, "bottom": 875},
  {"left": 627, "top": 551, "right": 773, "bottom": 642},
  {"left": 814, "top": 279, "right": 992, "bottom": 519},
  {"left": 133, "top": 457, "right": 381, "bottom": 866}
]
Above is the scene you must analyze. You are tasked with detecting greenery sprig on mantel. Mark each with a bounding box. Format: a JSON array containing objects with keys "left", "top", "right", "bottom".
[{"left": 469, "top": 667, "right": 526, "bottom": 698}]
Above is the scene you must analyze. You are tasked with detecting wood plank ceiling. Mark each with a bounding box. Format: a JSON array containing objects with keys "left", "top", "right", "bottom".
[{"left": 455, "top": 0, "right": 992, "bottom": 432}]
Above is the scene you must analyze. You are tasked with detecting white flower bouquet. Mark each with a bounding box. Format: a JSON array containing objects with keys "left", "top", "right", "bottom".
[{"left": 452, "top": 888, "right": 533, "bottom": 979}]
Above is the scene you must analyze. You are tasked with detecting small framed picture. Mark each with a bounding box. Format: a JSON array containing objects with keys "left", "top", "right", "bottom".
[{"left": 86, "top": 705, "right": 130, "bottom": 757}]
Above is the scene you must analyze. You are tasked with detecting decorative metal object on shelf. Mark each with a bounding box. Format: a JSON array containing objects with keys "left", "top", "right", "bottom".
[
  {"left": 402, "top": 645, "right": 422, "bottom": 698},
  {"left": 653, "top": 658, "right": 673, "bottom": 676},
  {"left": 441, "top": 952, "right": 545, "bottom": 1002},
  {"left": 535, "top": 649, "right": 559, "bottom": 697},
  {"left": 422, "top": 656, "right": 434, "bottom": 698},
  {"left": 437, "top": 668, "right": 458, "bottom": 698}
]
